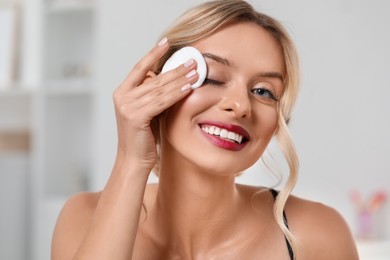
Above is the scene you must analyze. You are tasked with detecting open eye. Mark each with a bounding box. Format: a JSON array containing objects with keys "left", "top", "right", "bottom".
[{"left": 251, "top": 87, "right": 278, "bottom": 101}]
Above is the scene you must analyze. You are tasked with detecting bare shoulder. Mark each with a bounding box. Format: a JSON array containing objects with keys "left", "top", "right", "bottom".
[
  {"left": 285, "top": 195, "right": 359, "bottom": 260},
  {"left": 51, "top": 191, "right": 101, "bottom": 260}
]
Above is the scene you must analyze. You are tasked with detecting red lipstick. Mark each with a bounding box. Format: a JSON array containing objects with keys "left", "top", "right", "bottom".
[{"left": 199, "top": 121, "right": 250, "bottom": 151}]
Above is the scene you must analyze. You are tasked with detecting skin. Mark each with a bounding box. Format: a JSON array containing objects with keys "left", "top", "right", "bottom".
[{"left": 51, "top": 22, "right": 359, "bottom": 260}]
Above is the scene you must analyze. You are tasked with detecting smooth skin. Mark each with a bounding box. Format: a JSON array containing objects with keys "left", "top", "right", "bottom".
[{"left": 52, "top": 22, "right": 359, "bottom": 260}]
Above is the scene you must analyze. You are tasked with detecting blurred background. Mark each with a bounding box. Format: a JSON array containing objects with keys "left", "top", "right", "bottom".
[{"left": 0, "top": 0, "right": 389, "bottom": 259}]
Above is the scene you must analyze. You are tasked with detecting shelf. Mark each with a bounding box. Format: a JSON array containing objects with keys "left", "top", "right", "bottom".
[
  {"left": 0, "top": 125, "right": 30, "bottom": 133},
  {"left": 0, "top": 85, "right": 35, "bottom": 98},
  {"left": 0, "top": 89, "right": 31, "bottom": 132},
  {"left": 44, "top": 79, "right": 93, "bottom": 96},
  {"left": 46, "top": 0, "right": 95, "bottom": 14},
  {"left": 44, "top": 9, "right": 94, "bottom": 85},
  {"left": 43, "top": 93, "right": 92, "bottom": 197},
  {"left": 0, "top": 130, "right": 30, "bottom": 153}
]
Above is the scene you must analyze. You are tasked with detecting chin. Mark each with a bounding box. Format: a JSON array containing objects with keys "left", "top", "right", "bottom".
[{"left": 183, "top": 151, "right": 259, "bottom": 177}]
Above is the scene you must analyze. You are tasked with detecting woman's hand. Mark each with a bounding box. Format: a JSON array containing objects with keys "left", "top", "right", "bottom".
[
  {"left": 51, "top": 40, "right": 200, "bottom": 260},
  {"left": 113, "top": 38, "right": 199, "bottom": 171}
]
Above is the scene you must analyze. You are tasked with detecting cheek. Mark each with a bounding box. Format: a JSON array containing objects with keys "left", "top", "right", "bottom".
[
  {"left": 183, "top": 87, "right": 219, "bottom": 107},
  {"left": 166, "top": 87, "right": 218, "bottom": 120},
  {"left": 254, "top": 105, "right": 279, "bottom": 138},
  {"left": 247, "top": 107, "right": 278, "bottom": 164},
  {"left": 268, "top": 109, "right": 279, "bottom": 132},
  {"left": 163, "top": 89, "right": 217, "bottom": 137}
]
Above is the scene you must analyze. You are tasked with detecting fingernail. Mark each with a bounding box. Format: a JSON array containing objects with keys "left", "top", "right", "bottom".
[
  {"left": 185, "top": 70, "right": 197, "bottom": 79},
  {"left": 184, "top": 59, "right": 194, "bottom": 68},
  {"left": 158, "top": 37, "right": 168, "bottom": 46},
  {"left": 181, "top": 84, "right": 191, "bottom": 92}
]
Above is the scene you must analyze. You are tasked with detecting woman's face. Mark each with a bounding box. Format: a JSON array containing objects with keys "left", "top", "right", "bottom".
[{"left": 161, "top": 22, "right": 285, "bottom": 175}]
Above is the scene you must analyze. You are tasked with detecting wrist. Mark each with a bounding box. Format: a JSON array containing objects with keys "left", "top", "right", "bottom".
[{"left": 113, "top": 149, "right": 153, "bottom": 178}]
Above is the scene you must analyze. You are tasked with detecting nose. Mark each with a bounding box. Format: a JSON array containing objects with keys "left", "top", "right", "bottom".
[{"left": 217, "top": 84, "right": 252, "bottom": 118}]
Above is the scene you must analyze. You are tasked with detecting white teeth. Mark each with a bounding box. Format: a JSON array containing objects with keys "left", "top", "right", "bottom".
[
  {"left": 201, "top": 125, "right": 244, "bottom": 144},
  {"left": 220, "top": 129, "right": 228, "bottom": 139},
  {"left": 228, "top": 131, "right": 235, "bottom": 140}
]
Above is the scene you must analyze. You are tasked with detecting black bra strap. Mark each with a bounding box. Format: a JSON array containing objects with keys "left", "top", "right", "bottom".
[{"left": 269, "top": 189, "right": 294, "bottom": 260}]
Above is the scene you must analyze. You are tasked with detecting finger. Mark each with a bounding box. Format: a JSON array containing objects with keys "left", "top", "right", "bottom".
[
  {"left": 154, "top": 58, "right": 197, "bottom": 87},
  {"left": 136, "top": 82, "right": 193, "bottom": 121},
  {"left": 120, "top": 37, "right": 170, "bottom": 91},
  {"left": 120, "top": 71, "right": 199, "bottom": 120},
  {"left": 124, "top": 60, "right": 198, "bottom": 100}
]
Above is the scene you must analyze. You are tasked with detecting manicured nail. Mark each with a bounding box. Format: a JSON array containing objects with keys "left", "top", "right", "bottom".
[
  {"left": 158, "top": 37, "right": 168, "bottom": 46},
  {"left": 181, "top": 84, "right": 191, "bottom": 92},
  {"left": 185, "top": 70, "right": 197, "bottom": 79},
  {"left": 184, "top": 59, "right": 194, "bottom": 68}
]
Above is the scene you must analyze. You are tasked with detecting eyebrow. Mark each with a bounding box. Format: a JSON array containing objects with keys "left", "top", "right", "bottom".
[
  {"left": 257, "top": 72, "right": 284, "bottom": 82},
  {"left": 202, "top": 52, "right": 230, "bottom": 66},
  {"left": 202, "top": 52, "right": 285, "bottom": 83}
]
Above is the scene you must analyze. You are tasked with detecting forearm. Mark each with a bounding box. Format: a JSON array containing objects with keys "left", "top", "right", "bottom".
[
  {"left": 71, "top": 37, "right": 194, "bottom": 259},
  {"left": 74, "top": 153, "right": 150, "bottom": 260}
]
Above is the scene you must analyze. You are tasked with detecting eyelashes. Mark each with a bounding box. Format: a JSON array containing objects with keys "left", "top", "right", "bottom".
[
  {"left": 203, "top": 78, "right": 224, "bottom": 86},
  {"left": 203, "top": 78, "right": 279, "bottom": 102},
  {"left": 251, "top": 88, "right": 278, "bottom": 101}
]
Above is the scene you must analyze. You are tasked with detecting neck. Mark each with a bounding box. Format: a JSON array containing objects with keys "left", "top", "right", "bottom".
[{"left": 149, "top": 150, "right": 245, "bottom": 256}]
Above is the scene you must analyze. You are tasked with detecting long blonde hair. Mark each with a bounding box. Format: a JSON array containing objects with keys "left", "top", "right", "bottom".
[{"left": 154, "top": 0, "right": 300, "bottom": 257}]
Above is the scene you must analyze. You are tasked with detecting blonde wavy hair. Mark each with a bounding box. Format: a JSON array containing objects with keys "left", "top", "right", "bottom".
[{"left": 153, "top": 0, "right": 300, "bottom": 257}]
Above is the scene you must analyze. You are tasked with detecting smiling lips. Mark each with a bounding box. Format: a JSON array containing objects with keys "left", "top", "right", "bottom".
[
  {"left": 201, "top": 125, "right": 244, "bottom": 144},
  {"left": 199, "top": 122, "right": 250, "bottom": 151}
]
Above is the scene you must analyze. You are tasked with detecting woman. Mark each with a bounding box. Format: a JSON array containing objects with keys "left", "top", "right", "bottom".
[{"left": 52, "top": 0, "right": 359, "bottom": 259}]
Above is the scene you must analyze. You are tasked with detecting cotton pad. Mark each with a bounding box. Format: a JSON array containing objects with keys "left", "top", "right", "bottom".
[{"left": 161, "top": 46, "right": 207, "bottom": 89}]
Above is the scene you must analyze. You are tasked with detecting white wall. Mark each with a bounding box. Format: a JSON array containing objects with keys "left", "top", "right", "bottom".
[
  {"left": 93, "top": 0, "right": 390, "bottom": 237},
  {"left": 254, "top": 0, "right": 390, "bottom": 235}
]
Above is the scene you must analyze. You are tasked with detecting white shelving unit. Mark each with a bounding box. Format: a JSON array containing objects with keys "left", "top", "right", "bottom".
[
  {"left": 39, "top": 0, "right": 95, "bottom": 197},
  {"left": 0, "top": 3, "right": 32, "bottom": 259},
  {"left": 0, "top": 0, "right": 96, "bottom": 260},
  {"left": 0, "top": 91, "right": 31, "bottom": 131},
  {"left": 33, "top": 2, "right": 95, "bottom": 260}
]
